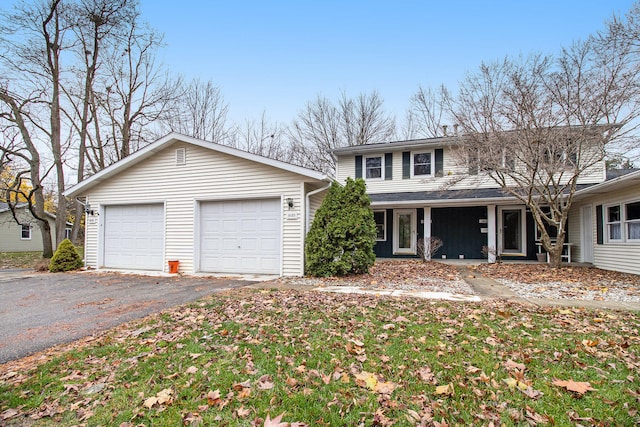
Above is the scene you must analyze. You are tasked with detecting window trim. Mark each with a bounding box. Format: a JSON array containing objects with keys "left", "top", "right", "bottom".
[
  {"left": 604, "top": 199, "right": 640, "bottom": 243},
  {"left": 364, "top": 155, "right": 384, "bottom": 180},
  {"left": 21, "top": 223, "right": 32, "bottom": 240},
  {"left": 625, "top": 200, "right": 640, "bottom": 242},
  {"left": 411, "top": 150, "right": 433, "bottom": 177},
  {"left": 373, "top": 210, "right": 386, "bottom": 241},
  {"left": 605, "top": 203, "right": 623, "bottom": 243}
]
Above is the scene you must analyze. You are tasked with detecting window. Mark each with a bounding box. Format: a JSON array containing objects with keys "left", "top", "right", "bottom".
[
  {"left": 21, "top": 224, "right": 31, "bottom": 240},
  {"left": 626, "top": 201, "right": 640, "bottom": 241},
  {"left": 365, "top": 156, "right": 383, "bottom": 179},
  {"left": 373, "top": 211, "right": 386, "bottom": 241},
  {"left": 606, "top": 205, "right": 622, "bottom": 241},
  {"left": 412, "top": 152, "right": 432, "bottom": 176}
]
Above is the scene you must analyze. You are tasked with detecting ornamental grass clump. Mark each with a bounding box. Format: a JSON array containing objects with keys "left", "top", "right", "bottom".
[
  {"left": 49, "top": 239, "right": 83, "bottom": 272},
  {"left": 305, "top": 178, "right": 376, "bottom": 276}
]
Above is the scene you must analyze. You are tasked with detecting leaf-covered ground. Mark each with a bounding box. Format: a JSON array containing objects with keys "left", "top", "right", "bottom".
[
  {"left": 471, "top": 263, "right": 640, "bottom": 301},
  {"left": 1, "top": 288, "right": 639, "bottom": 426}
]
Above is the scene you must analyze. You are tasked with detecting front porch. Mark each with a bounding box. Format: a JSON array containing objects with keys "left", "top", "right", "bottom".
[{"left": 372, "top": 204, "right": 546, "bottom": 262}]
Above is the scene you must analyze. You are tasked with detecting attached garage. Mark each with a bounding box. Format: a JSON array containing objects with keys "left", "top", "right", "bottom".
[
  {"left": 200, "top": 198, "right": 281, "bottom": 274},
  {"left": 65, "top": 133, "right": 329, "bottom": 276},
  {"left": 103, "top": 204, "right": 164, "bottom": 270}
]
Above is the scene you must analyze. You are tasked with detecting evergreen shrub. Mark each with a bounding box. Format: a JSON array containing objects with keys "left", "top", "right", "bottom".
[
  {"left": 49, "top": 239, "right": 83, "bottom": 272},
  {"left": 305, "top": 178, "right": 376, "bottom": 276}
]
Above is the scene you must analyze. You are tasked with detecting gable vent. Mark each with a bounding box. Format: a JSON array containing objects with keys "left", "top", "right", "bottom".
[{"left": 176, "top": 147, "right": 186, "bottom": 165}]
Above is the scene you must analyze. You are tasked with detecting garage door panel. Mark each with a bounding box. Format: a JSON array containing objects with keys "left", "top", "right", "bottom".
[
  {"left": 200, "top": 198, "right": 281, "bottom": 274},
  {"left": 104, "top": 204, "right": 164, "bottom": 270}
]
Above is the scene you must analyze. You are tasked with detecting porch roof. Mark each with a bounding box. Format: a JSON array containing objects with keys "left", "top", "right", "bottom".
[{"left": 369, "top": 184, "right": 595, "bottom": 206}]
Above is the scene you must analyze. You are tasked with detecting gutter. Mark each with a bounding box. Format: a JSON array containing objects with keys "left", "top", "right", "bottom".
[{"left": 305, "top": 184, "right": 332, "bottom": 233}]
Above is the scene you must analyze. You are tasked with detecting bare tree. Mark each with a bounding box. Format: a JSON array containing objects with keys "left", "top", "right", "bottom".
[
  {"left": 94, "top": 10, "right": 181, "bottom": 164},
  {"left": 406, "top": 85, "right": 450, "bottom": 139},
  {"left": 449, "top": 41, "right": 640, "bottom": 267},
  {"left": 229, "top": 112, "right": 292, "bottom": 161},
  {"left": 0, "top": 0, "right": 74, "bottom": 251},
  {"left": 158, "top": 78, "right": 232, "bottom": 144},
  {"left": 0, "top": 90, "right": 55, "bottom": 257},
  {"left": 288, "top": 91, "right": 395, "bottom": 174},
  {"left": 65, "top": 0, "right": 133, "bottom": 243}
]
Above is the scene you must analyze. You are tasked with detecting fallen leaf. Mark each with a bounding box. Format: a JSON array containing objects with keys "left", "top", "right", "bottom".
[
  {"left": 264, "top": 412, "right": 288, "bottom": 427},
  {"left": 434, "top": 383, "right": 454, "bottom": 396},
  {"left": 552, "top": 379, "right": 596, "bottom": 395}
]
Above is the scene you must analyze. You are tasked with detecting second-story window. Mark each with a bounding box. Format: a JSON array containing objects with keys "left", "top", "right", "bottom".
[
  {"left": 365, "top": 156, "right": 383, "bottom": 179},
  {"left": 413, "top": 152, "right": 432, "bottom": 176}
]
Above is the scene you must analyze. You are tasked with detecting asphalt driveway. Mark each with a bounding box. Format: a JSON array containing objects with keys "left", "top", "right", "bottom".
[{"left": 0, "top": 270, "right": 252, "bottom": 364}]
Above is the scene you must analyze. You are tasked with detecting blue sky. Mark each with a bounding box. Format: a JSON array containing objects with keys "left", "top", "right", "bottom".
[{"left": 141, "top": 1, "right": 636, "bottom": 125}]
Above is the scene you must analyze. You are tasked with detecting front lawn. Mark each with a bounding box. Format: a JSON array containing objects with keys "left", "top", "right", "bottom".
[
  {"left": 1, "top": 289, "right": 639, "bottom": 426},
  {"left": 0, "top": 247, "right": 84, "bottom": 270}
]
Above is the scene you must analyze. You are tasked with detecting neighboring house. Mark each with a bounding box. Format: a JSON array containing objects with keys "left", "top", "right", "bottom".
[
  {"left": 0, "top": 202, "right": 66, "bottom": 252},
  {"left": 64, "top": 133, "right": 331, "bottom": 276},
  {"left": 333, "top": 135, "right": 640, "bottom": 275}
]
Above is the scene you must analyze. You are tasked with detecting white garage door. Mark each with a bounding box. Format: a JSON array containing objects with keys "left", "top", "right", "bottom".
[
  {"left": 103, "top": 204, "right": 164, "bottom": 270},
  {"left": 200, "top": 198, "right": 281, "bottom": 274}
]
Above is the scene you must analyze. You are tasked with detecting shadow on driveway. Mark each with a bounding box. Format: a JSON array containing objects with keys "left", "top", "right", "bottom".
[{"left": 0, "top": 271, "right": 252, "bottom": 364}]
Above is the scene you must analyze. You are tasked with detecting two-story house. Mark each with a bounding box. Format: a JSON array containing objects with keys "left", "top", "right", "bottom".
[{"left": 333, "top": 134, "right": 640, "bottom": 275}]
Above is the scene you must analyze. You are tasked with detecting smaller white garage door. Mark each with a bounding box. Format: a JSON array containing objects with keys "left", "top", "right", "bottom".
[
  {"left": 103, "top": 204, "right": 164, "bottom": 270},
  {"left": 200, "top": 198, "right": 281, "bottom": 274}
]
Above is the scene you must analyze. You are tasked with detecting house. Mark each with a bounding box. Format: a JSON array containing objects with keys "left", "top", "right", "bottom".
[
  {"left": 0, "top": 202, "right": 66, "bottom": 252},
  {"left": 333, "top": 134, "right": 640, "bottom": 275},
  {"left": 571, "top": 169, "right": 640, "bottom": 275},
  {"left": 64, "top": 133, "right": 331, "bottom": 276}
]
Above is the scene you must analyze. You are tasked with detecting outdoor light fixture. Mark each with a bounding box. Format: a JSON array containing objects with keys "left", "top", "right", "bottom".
[
  {"left": 84, "top": 203, "right": 98, "bottom": 216},
  {"left": 286, "top": 198, "right": 294, "bottom": 210}
]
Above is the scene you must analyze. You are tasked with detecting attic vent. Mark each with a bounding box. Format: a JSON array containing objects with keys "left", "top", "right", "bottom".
[{"left": 176, "top": 147, "right": 186, "bottom": 165}]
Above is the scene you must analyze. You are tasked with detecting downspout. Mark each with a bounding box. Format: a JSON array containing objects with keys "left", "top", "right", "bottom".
[{"left": 305, "top": 184, "right": 331, "bottom": 233}]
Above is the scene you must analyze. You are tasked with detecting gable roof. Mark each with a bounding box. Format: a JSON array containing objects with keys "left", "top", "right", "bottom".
[{"left": 65, "top": 133, "right": 330, "bottom": 197}]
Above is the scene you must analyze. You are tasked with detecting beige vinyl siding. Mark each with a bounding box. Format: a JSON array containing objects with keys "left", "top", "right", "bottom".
[
  {"left": 578, "top": 185, "right": 640, "bottom": 275},
  {"left": 83, "top": 142, "right": 311, "bottom": 276},
  {"left": 0, "top": 209, "right": 57, "bottom": 252}
]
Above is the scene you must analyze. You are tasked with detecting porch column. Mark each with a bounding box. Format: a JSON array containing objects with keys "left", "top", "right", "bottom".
[
  {"left": 487, "top": 204, "right": 496, "bottom": 263},
  {"left": 424, "top": 206, "right": 431, "bottom": 261}
]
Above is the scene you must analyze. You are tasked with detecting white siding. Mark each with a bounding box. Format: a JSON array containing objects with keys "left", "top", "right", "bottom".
[
  {"left": 566, "top": 206, "right": 582, "bottom": 262},
  {"left": 336, "top": 148, "right": 606, "bottom": 195},
  {"left": 83, "top": 142, "right": 315, "bottom": 276},
  {"left": 573, "top": 185, "right": 640, "bottom": 275}
]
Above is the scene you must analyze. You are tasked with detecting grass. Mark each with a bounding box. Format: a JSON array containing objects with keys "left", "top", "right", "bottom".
[
  {"left": 1, "top": 288, "right": 639, "bottom": 426},
  {"left": 0, "top": 246, "right": 84, "bottom": 269}
]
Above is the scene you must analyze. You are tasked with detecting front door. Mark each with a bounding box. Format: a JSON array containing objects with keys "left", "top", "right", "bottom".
[
  {"left": 394, "top": 209, "right": 416, "bottom": 254},
  {"left": 499, "top": 207, "right": 526, "bottom": 255}
]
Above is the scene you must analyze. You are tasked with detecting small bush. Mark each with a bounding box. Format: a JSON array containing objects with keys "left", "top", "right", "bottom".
[
  {"left": 49, "top": 239, "right": 83, "bottom": 272},
  {"left": 305, "top": 178, "right": 376, "bottom": 277}
]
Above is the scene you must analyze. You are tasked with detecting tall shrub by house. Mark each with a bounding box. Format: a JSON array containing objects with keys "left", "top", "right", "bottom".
[
  {"left": 49, "top": 239, "right": 83, "bottom": 272},
  {"left": 305, "top": 178, "right": 376, "bottom": 276}
]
